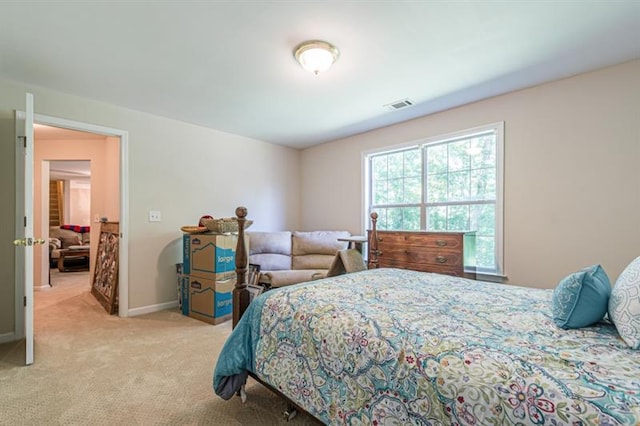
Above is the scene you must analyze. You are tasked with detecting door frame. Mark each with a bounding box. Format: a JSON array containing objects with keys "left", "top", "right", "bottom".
[{"left": 15, "top": 112, "right": 130, "bottom": 338}]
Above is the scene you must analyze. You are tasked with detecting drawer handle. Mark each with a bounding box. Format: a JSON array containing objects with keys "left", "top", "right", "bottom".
[
  {"left": 436, "top": 256, "right": 447, "bottom": 263},
  {"left": 436, "top": 240, "right": 447, "bottom": 247}
]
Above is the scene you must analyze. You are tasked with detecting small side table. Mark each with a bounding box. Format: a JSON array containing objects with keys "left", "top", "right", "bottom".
[{"left": 338, "top": 236, "right": 368, "bottom": 254}]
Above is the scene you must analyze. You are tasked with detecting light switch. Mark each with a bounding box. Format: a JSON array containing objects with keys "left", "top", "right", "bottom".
[{"left": 149, "top": 210, "right": 162, "bottom": 222}]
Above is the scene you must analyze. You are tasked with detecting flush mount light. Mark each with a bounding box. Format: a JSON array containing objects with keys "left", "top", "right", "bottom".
[{"left": 293, "top": 40, "right": 339, "bottom": 75}]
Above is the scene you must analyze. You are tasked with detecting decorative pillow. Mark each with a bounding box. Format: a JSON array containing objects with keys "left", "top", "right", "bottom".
[
  {"left": 60, "top": 235, "right": 82, "bottom": 249},
  {"left": 608, "top": 256, "right": 640, "bottom": 349},
  {"left": 552, "top": 264, "right": 611, "bottom": 329}
]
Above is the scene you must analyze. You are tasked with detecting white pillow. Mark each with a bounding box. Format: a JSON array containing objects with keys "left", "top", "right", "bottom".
[{"left": 608, "top": 256, "right": 640, "bottom": 349}]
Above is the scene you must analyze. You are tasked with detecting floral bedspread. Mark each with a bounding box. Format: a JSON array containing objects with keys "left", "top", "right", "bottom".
[{"left": 215, "top": 268, "right": 640, "bottom": 425}]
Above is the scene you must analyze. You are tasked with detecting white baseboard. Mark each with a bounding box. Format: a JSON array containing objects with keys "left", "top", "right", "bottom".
[
  {"left": 0, "top": 331, "right": 17, "bottom": 344},
  {"left": 127, "top": 300, "right": 179, "bottom": 317}
]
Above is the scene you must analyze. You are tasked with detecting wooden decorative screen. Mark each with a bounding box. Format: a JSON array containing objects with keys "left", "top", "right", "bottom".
[{"left": 91, "top": 221, "right": 119, "bottom": 314}]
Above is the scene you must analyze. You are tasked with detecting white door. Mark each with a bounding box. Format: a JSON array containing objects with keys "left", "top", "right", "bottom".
[{"left": 14, "top": 93, "right": 38, "bottom": 365}]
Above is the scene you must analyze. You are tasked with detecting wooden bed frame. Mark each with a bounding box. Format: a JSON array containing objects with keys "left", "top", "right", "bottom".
[{"left": 232, "top": 206, "right": 250, "bottom": 328}]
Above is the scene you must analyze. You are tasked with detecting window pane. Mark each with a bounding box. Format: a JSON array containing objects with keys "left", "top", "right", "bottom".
[
  {"left": 404, "top": 177, "right": 421, "bottom": 203},
  {"left": 427, "top": 206, "right": 447, "bottom": 231},
  {"left": 380, "top": 207, "right": 421, "bottom": 230},
  {"left": 402, "top": 207, "right": 420, "bottom": 230},
  {"left": 387, "top": 152, "right": 404, "bottom": 179},
  {"left": 448, "top": 141, "right": 470, "bottom": 172},
  {"left": 387, "top": 208, "right": 403, "bottom": 229},
  {"left": 388, "top": 178, "right": 403, "bottom": 204},
  {"left": 373, "top": 180, "right": 387, "bottom": 204},
  {"left": 476, "top": 236, "right": 495, "bottom": 270},
  {"left": 426, "top": 173, "right": 447, "bottom": 203},
  {"left": 405, "top": 150, "right": 422, "bottom": 177},
  {"left": 447, "top": 205, "right": 469, "bottom": 230},
  {"left": 470, "top": 135, "right": 496, "bottom": 169},
  {"left": 372, "top": 156, "right": 387, "bottom": 181},
  {"left": 374, "top": 208, "right": 388, "bottom": 229},
  {"left": 426, "top": 144, "right": 447, "bottom": 175},
  {"left": 470, "top": 167, "right": 495, "bottom": 200},
  {"left": 470, "top": 204, "right": 495, "bottom": 236},
  {"left": 448, "top": 170, "right": 470, "bottom": 201}
]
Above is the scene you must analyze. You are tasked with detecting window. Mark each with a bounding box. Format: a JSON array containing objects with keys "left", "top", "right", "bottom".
[{"left": 365, "top": 122, "right": 504, "bottom": 275}]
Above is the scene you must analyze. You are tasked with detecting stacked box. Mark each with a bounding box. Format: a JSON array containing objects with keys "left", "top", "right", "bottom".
[
  {"left": 183, "top": 233, "right": 238, "bottom": 280},
  {"left": 180, "top": 275, "right": 234, "bottom": 325},
  {"left": 180, "top": 233, "right": 247, "bottom": 325}
]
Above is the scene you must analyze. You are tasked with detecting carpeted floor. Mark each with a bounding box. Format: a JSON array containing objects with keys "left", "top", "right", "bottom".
[{"left": 0, "top": 269, "right": 317, "bottom": 425}]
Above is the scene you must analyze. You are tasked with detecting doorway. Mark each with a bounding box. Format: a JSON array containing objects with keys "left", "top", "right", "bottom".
[
  {"left": 14, "top": 103, "right": 130, "bottom": 366},
  {"left": 16, "top": 113, "right": 130, "bottom": 329},
  {"left": 34, "top": 125, "right": 116, "bottom": 293}
]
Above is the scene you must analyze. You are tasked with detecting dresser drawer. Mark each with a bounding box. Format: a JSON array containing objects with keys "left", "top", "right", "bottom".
[
  {"left": 376, "top": 245, "right": 462, "bottom": 267},
  {"left": 374, "top": 232, "right": 462, "bottom": 250},
  {"left": 376, "top": 259, "right": 463, "bottom": 276}
]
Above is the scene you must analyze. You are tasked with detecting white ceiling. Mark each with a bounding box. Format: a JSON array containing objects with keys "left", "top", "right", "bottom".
[{"left": 2, "top": 1, "right": 639, "bottom": 149}]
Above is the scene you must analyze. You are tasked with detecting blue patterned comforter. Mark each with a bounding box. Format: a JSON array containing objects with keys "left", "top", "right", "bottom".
[{"left": 214, "top": 268, "right": 640, "bottom": 425}]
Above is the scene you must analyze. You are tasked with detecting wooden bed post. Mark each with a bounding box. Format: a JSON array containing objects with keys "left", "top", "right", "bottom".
[
  {"left": 233, "top": 206, "right": 250, "bottom": 328},
  {"left": 368, "top": 212, "right": 379, "bottom": 269}
]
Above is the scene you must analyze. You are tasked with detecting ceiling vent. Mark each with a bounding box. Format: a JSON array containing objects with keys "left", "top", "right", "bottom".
[{"left": 385, "top": 98, "right": 414, "bottom": 111}]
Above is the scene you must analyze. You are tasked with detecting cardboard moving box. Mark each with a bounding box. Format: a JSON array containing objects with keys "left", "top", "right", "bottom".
[
  {"left": 180, "top": 274, "right": 234, "bottom": 325},
  {"left": 183, "top": 233, "right": 239, "bottom": 279}
]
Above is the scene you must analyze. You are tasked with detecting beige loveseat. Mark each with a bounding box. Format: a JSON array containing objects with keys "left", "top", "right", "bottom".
[
  {"left": 248, "top": 230, "right": 350, "bottom": 288},
  {"left": 49, "top": 226, "right": 91, "bottom": 267}
]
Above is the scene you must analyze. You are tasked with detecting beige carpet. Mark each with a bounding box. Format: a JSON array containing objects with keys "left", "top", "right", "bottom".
[{"left": 0, "top": 270, "right": 318, "bottom": 425}]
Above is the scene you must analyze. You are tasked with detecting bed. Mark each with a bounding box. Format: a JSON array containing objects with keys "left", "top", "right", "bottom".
[{"left": 213, "top": 207, "right": 639, "bottom": 425}]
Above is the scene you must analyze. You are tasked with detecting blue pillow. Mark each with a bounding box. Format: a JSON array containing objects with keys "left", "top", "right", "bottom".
[{"left": 552, "top": 265, "right": 611, "bottom": 329}]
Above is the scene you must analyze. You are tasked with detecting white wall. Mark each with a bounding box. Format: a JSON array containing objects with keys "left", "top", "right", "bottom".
[
  {"left": 300, "top": 60, "right": 640, "bottom": 289},
  {"left": 0, "top": 78, "right": 300, "bottom": 334}
]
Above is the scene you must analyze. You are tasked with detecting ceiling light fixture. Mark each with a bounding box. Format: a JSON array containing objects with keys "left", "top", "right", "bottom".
[{"left": 293, "top": 40, "right": 339, "bottom": 75}]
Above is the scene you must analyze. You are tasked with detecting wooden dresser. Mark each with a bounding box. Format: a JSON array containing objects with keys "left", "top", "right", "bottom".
[{"left": 367, "top": 229, "right": 476, "bottom": 278}]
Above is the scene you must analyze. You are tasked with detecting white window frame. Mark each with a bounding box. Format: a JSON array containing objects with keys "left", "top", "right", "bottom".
[{"left": 363, "top": 122, "right": 504, "bottom": 278}]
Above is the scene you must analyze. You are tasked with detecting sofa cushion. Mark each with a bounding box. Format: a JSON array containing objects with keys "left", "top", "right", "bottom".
[
  {"left": 250, "top": 253, "right": 291, "bottom": 271},
  {"left": 60, "top": 235, "right": 82, "bottom": 248},
  {"left": 249, "top": 231, "right": 292, "bottom": 255},
  {"left": 248, "top": 231, "right": 292, "bottom": 271},
  {"left": 291, "top": 231, "right": 350, "bottom": 270},
  {"left": 292, "top": 231, "right": 350, "bottom": 256},
  {"left": 292, "top": 254, "right": 336, "bottom": 270}
]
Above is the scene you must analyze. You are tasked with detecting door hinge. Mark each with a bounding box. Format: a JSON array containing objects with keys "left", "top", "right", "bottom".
[
  {"left": 18, "top": 135, "right": 26, "bottom": 148},
  {"left": 24, "top": 296, "right": 27, "bottom": 307},
  {"left": 24, "top": 216, "right": 27, "bottom": 227}
]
